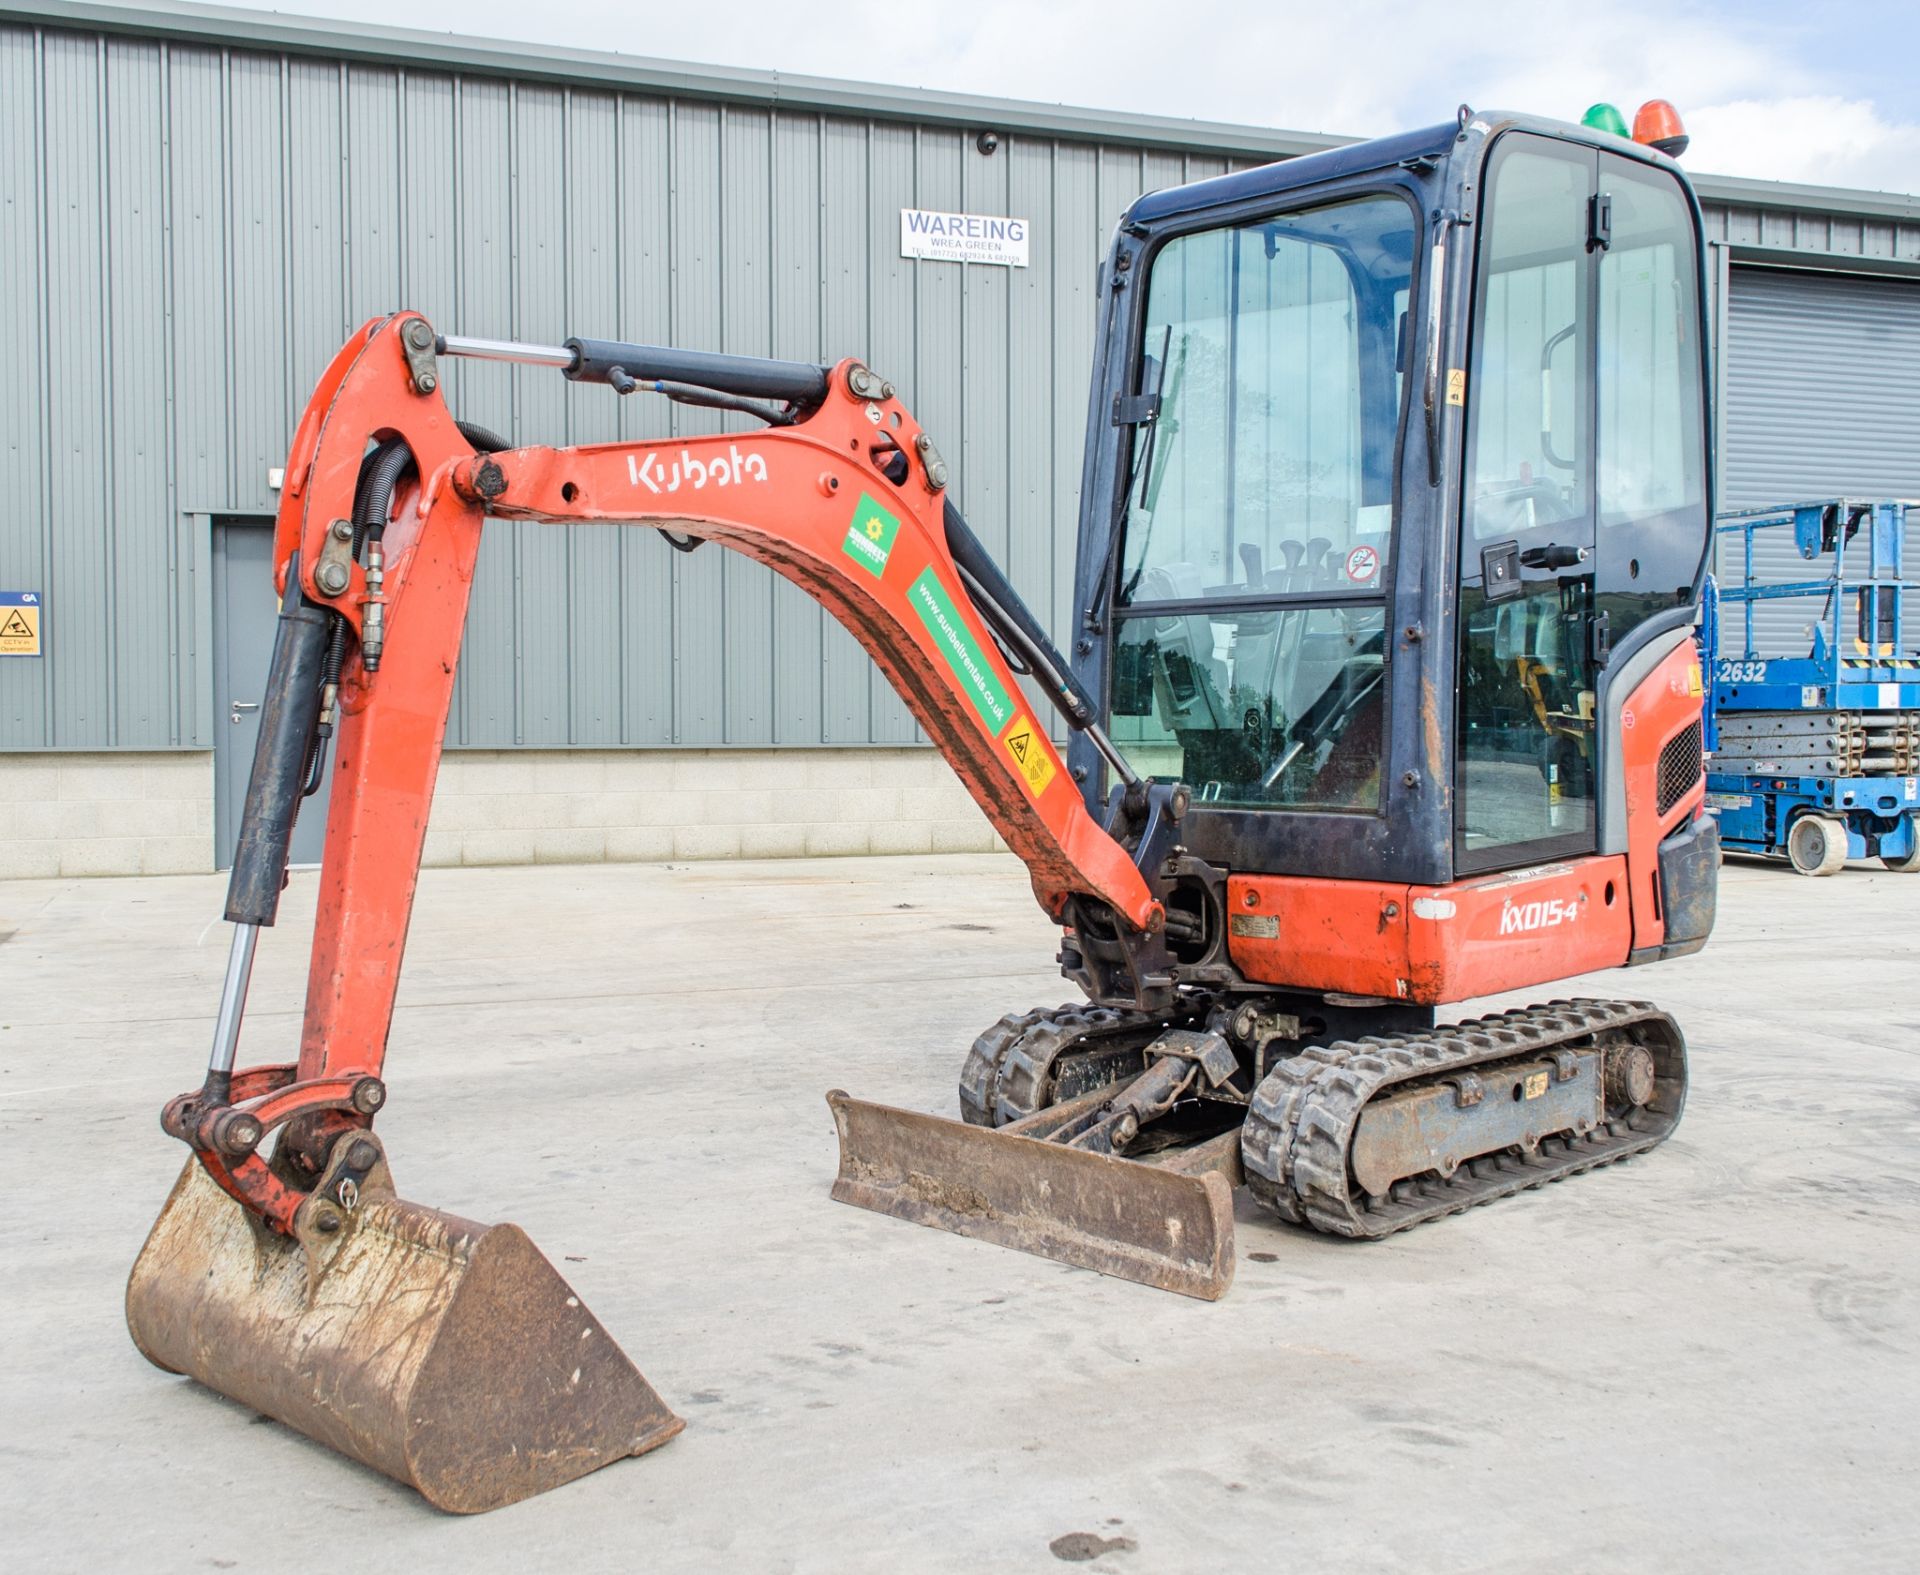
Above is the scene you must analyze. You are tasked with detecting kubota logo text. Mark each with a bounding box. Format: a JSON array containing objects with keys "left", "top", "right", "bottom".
[
  {"left": 1498, "top": 897, "right": 1582, "bottom": 935},
  {"left": 628, "top": 445, "right": 770, "bottom": 494}
]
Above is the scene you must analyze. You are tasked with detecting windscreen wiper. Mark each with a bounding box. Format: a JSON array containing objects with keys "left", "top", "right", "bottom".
[{"left": 1089, "top": 326, "right": 1178, "bottom": 630}]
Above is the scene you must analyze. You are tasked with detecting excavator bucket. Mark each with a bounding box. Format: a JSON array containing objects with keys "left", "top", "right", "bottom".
[
  {"left": 125, "top": 1139, "right": 681, "bottom": 1514},
  {"left": 827, "top": 1090, "right": 1238, "bottom": 1300}
]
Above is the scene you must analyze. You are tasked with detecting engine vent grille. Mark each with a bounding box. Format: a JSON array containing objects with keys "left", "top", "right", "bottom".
[{"left": 1656, "top": 719, "right": 1704, "bottom": 816}]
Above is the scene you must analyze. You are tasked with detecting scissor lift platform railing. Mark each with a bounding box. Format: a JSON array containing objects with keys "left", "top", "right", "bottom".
[{"left": 1700, "top": 499, "right": 1919, "bottom": 873}]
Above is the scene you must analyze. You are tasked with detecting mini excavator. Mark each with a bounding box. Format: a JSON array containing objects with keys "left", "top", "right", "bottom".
[{"left": 128, "top": 107, "right": 1717, "bottom": 1512}]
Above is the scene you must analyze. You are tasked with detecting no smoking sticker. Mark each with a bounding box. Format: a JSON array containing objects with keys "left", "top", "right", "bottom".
[{"left": 1343, "top": 545, "right": 1380, "bottom": 584}]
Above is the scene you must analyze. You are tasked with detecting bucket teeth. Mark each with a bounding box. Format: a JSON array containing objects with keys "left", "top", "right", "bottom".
[
  {"left": 826, "top": 1090, "right": 1237, "bottom": 1300},
  {"left": 126, "top": 1150, "right": 682, "bottom": 1513}
]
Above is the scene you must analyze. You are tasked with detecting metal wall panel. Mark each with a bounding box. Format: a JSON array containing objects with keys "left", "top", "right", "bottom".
[
  {"left": 0, "top": 27, "right": 48, "bottom": 749},
  {"left": 0, "top": 18, "right": 1128, "bottom": 750},
  {"left": 1722, "top": 267, "right": 1920, "bottom": 508},
  {"left": 43, "top": 33, "right": 109, "bottom": 744},
  {"left": 1702, "top": 202, "right": 1920, "bottom": 262},
  {"left": 5, "top": 10, "right": 1915, "bottom": 750}
]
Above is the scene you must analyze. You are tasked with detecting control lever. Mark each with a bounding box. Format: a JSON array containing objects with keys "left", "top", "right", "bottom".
[
  {"left": 1519, "top": 542, "right": 1590, "bottom": 571},
  {"left": 1238, "top": 543, "right": 1264, "bottom": 587}
]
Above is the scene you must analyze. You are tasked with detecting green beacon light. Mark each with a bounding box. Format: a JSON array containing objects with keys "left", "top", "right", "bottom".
[{"left": 1582, "top": 102, "right": 1631, "bottom": 138}]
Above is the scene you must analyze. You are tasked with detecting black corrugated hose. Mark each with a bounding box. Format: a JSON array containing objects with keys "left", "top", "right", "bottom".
[{"left": 302, "top": 421, "right": 509, "bottom": 795}]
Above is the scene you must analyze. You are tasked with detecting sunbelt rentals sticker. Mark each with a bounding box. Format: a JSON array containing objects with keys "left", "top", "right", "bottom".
[
  {"left": 908, "top": 567, "right": 1013, "bottom": 731},
  {"left": 842, "top": 494, "right": 901, "bottom": 579}
]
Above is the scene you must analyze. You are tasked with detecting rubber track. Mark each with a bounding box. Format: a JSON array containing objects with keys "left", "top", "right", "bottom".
[
  {"left": 957, "top": 1003, "right": 1167, "bottom": 1128},
  {"left": 1240, "top": 998, "right": 1688, "bottom": 1239}
]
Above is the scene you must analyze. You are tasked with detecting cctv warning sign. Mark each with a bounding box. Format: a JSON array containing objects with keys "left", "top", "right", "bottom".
[{"left": 0, "top": 592, "right": 40, "bottom": 656}]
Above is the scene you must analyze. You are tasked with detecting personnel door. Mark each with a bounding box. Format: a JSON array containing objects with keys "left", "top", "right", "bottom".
[{"left": 1456, "top": 135, "right": 1706, "bottom": 872}]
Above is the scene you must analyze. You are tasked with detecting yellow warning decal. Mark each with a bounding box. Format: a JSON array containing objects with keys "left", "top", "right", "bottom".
[
  {"left": 1444, "top": 369, "right": 1466, "bottom": 407},
  {"left": 1000, "top": 714, "right": 1058, "bottom": 799},
  {"left": 1522, "top": 1071, "right": 1548, "bottom": 1100},
  {"left": 0, "top": 594, "right": 40, "bottom": 656}
]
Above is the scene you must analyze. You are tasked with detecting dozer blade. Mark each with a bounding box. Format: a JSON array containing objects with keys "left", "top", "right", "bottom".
[
  {"left": 826, "top": 1090, "right": 1237, "bottom": 1300},
  {"left": 126, "top": 1146, "right": 682, "bottom": 1514}
]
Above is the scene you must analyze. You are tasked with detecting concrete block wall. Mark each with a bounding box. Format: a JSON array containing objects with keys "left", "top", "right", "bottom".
[
  {"left": 420, "top": 750, "right": 1001, "bottom": 868},
  {"left": 0, "top": 753, "right": 215, "bottom": 878},
  {"left": 0, "top": 748, "right": 1001, "bottom": 878}
]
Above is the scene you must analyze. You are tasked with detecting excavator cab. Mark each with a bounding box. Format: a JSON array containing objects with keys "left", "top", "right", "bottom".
[
  {"left": 1074, "top": 111, "right": 1711, "bottom": 928},
  {"left": 834, "top": 110, "right": 1715, "bottom": 1284},
  {"left": 129, "top": 107, "right": 1715, "bottom": 1513}
]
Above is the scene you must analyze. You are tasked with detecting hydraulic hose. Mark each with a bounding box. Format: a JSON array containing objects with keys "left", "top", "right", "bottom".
[
  {"left": 940, "top": 499, "right": 1138, "bottom": 787},
  {"left": 318, "top": 425, "right": 503, "bottom": 699},
  {"left": 354, "top": 438, "right": 417, "bottom": 547},
  {"left": 455, "top": 420, "right": 510, "bottom": 454},
  {"left": 310, "top": 423, "right": 506, "bottom": 794},
  {"left": 313, "top": 437, "right": 414, "bottom": 771},
  {"left": 942, "top": 499, "right": 1097, "bottom": 728}
]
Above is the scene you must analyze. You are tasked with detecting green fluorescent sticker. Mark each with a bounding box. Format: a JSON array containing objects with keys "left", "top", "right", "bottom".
[
  {"left": 907, "top": 567, "right": 1013, "bottom": 731},
  {"left": 841, "top": 493, "right": 901, "bottom": 579}
]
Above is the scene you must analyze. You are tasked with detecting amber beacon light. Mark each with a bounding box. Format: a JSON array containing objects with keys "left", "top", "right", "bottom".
[{"left": 1632, "top": 99, "right": 1690, "bottom": 157}]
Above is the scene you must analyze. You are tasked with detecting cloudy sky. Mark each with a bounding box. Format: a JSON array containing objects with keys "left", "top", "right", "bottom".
[{"left": 217, "top": 0, "right": 1920, "bottom": 194}]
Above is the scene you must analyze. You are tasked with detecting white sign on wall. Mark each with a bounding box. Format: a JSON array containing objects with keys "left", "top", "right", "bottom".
[{"left": 900, "top": 208, "right": 1030, "bottom": 268}]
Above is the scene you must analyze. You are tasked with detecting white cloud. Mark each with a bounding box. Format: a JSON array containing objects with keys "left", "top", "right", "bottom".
[
  {"left": 1686, "top": 96, "right": 1920, "bottom": 191},
  {"left": 215, "top": 0, "right": 1920, "bottom": 193}
]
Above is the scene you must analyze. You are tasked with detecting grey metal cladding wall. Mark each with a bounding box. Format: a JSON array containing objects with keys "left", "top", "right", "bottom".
[
  {"left": 0, "top": 19, "right": 1241, "bottom": 751},
  {"left": 1722, "top": 267, "right": 1920, "bottom": 508},
  {"left": 1702, "top": 200, "right": 1920, "bottom": 262},
  {"left": 1714, "top": 264, "right": 1920, "bottom": 660},
  {"left": 1, "top": 27, "right": 191, "bottom": 750}
]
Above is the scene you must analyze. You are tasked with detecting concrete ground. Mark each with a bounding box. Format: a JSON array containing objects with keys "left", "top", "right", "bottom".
[{"left": 1, "top": 852, "right": 1916, "bottom": 1574}]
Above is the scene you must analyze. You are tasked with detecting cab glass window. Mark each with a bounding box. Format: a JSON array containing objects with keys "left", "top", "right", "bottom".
[
  {"left": 1107, "top": 192, "right": 1412, "bottom": 810},
  {"left": 1463, "top": 143, "right": 1592, "bottom": 544},
  {"left": 1595, "top": 156, "right": 1708, "bottom": 637},
  {"left": 1116, "top": 195, "right": 1414, "bottom": 605},
  {"left": 1111, "top": 605, "right": 1387, "bottom": 810}
]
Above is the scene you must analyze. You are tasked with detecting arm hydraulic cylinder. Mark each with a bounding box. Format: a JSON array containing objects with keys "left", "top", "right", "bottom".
[{"left": 225, "top": 563, "right": 331, "bottom": 927}]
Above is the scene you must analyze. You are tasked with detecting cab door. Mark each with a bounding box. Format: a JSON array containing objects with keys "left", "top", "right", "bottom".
[
  {"left": 1457, "top": 134, "right": 1603, "bottom": 871},
  {"left": 1455, "top": 135, "right": 1711, "bottom": 876}
]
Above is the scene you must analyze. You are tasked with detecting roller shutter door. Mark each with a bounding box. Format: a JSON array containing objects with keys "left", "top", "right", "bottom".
[{"left": 1715, "top": 265, "right": 1920, "bottom": 658}]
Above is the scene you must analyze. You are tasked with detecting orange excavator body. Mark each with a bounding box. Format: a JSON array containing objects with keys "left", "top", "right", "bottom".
[{"left": 129, "top": 108, "right": 1718, "bottom": 1514}]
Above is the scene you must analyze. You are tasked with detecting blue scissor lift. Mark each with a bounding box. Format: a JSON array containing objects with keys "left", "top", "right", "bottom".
[{"left": 1700, "top": 499, "right": 1919, "bottom": 874}]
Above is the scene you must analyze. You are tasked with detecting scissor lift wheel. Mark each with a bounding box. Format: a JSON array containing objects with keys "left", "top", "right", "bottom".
[{"left": 1787, "top": 813, "right": 1849, "bottom": 876}]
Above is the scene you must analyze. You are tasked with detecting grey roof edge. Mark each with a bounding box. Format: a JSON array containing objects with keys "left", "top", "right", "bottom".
[
  {"left": 7, "top": 1, "right": 1918, "bottom": 222},
  {"left": 1688, "top": 169, "right": 1920, "bottom": 224}
]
